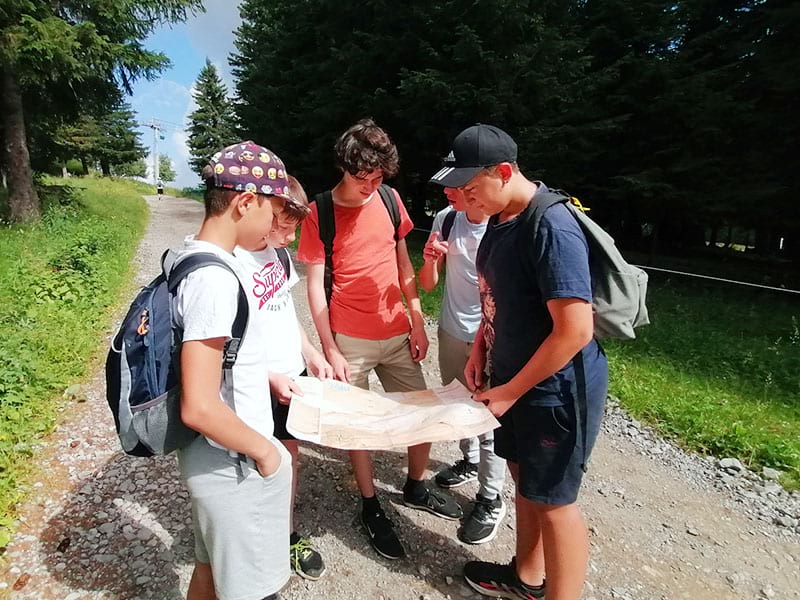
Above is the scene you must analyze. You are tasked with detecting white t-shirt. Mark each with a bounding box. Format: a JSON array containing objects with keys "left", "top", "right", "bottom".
[
  {"left": 172, "top": 237, "right": 275, "bottom": 451},
  {"left": 233, "top": 246, "right": 305, "bottom": 377},
  {"left": 431, "top": 207, "right": 487, "bottom": 342}
]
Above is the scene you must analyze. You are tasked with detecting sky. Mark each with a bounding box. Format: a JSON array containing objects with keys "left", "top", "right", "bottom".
[{"left": 129, "top": 1, "right": 241, "bottom": 189}]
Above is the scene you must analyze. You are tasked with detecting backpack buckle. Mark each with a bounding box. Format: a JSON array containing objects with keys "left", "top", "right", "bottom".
[{"left": 223, "top": 337, "right": 241, "bottom": 369}]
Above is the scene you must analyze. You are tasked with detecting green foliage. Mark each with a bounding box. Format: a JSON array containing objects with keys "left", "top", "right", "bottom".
[
  {"left": 608, "top": 279, "right": 800, "bottom": 489},
  {"left": 65, "top": 159, "right": 85, "bottom": 176},
  {"left": 0, "top": 0, "right": 204, "bottom": 221},
  {"left": 231, "top": 0, "right": 800, "bottom": 261},
  {"left": 187, "top": 59, "right": 238, "bottom": 176},
  {"left": 158, "top": 154, "right": 176, "bottom": 182},
  {"left": 56, "top": 100, "right": 146, "bottom": 176},
  {"left": 0, "top": 177, "right": 148, "bottom": 548},
  {"left": 116, "top": 157, "right": 148, "bottom": 178}
]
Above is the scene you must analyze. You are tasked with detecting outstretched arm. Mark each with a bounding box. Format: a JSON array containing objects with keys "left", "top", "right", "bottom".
[{"left": 418, "top": 231, "right": 448, "bottom": 292}]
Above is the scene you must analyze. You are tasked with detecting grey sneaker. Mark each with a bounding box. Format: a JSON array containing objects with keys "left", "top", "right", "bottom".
[
  {"left": 459, "top": 494, "right": 507, "bottom": 544},
  {"left": 435, "top": 458, "right": 478, "bottom": 488}
]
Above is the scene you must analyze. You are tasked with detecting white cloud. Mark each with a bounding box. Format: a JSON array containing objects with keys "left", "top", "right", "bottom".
[{"left": 184, "top": 1, "right": 242, "bottom": 88}]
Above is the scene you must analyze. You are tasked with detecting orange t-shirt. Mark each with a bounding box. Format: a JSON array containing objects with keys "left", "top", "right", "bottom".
[{"left": 296, "top": 188, "right": 415, "bottom": 340}]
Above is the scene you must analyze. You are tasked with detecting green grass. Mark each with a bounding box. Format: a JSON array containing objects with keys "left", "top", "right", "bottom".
[
  {"left": 0, "top": 177, "right": 148, "bottom": 548},
  {"left": 405, "top": 235, "right": 800, "bottom": 490},
  {"left": 604, "top": 276, "right": 800, "bottom": 489},
  {"left": 406, "top": 230, "right": 443, "bottom": 317}
]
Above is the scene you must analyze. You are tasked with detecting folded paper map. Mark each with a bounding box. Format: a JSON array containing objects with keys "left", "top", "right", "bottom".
[{"left": 286, "top": 377, "right": 500, "bottom": 450}]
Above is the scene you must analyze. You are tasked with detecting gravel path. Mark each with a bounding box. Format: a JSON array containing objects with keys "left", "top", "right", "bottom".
[{"left": 0, "top": 195, "right": 798, "bottom": 600}]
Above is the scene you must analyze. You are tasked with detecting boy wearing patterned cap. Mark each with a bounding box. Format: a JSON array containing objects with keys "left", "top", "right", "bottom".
[{"left": 175, "top": 141, "right": 293, "bottom": 600}]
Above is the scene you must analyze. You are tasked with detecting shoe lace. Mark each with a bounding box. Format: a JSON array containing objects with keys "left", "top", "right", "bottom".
[
  {"left": 290, "top": 536, "right": 314, "bottom": 561},
  {"left": 427, "top": 487, "right": 450, "bottom": 507},
  {"left": 452, "top": 458, "right": 476, "bottom": 477},
  {"left": 471, "top": 496, "right": 495, "bottom": 522}
]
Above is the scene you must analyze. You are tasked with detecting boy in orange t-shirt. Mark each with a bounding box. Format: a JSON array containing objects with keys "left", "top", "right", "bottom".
[{"left": 297, "top": 118, "right": 462, "bottom": 560}]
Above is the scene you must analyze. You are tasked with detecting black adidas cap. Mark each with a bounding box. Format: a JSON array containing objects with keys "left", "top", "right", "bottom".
[{"left": 429, "top": 124, "right": 518, "bottom": 188}]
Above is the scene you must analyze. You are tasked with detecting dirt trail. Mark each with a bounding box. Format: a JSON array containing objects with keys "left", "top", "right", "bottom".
[{"left": 0, "top": 195, "right": 797, "bottom": 600}]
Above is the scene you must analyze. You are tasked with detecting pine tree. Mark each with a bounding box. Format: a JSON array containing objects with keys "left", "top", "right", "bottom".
[
  {"left": 0, "top": 0, "right": 202, "bottom": 222},
  {"left": 187, "top": 60, "right": 238, "bottom": 176}
]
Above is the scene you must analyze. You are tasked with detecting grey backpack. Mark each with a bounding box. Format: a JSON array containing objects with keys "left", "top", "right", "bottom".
[{"left": 521, "top": 190, "right": 650, "bottom": 340}]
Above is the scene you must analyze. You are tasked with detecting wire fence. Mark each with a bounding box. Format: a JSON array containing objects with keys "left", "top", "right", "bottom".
[{"left": 410, "top": 226, "right": 800, "bottom": 295}]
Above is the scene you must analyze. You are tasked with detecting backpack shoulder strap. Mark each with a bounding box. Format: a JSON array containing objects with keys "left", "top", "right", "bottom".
[
  {"left": 529, "top": 189, "right": 571, "bottom": 236},
  {"left": 441, "top": 209, "right": 457, "bottom": 242},
  {"left": 377, "top": 184, "right": 401, "bottom": 241},
  {"left": 276, "top": 247, "right": 291, "bottom": 278},
  {"left": 516, "top": 189, "right": 572, "bottom": 285},
  {"left": 314, "top": 190, "right": 335, "bottom": 256},
  {"left": 166, "top": 253, "right": 248, "bottom": 365},
  {"left": 314, "top": 190, "right": 335, "bottom": 303}
]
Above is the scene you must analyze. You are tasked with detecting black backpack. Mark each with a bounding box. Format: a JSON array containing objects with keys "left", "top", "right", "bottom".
[
  {"left": 105, "top": 252, "right": 249, "bottom": 456},
  {"left": 440, "top": 208, "right": 457, "bottom": 242},
  {"left": 313, "top": 184, "right": 401, "bottom": 302}
]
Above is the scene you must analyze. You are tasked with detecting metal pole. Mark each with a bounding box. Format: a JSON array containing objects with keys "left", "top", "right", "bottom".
[{"left": 153, "top": 122, "right": 160, "bottom": 185}]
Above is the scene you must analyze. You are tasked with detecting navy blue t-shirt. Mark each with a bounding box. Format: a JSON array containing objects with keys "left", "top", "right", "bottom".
[{"left": 475, "top": 184, "right": 607, "bottom": 407}]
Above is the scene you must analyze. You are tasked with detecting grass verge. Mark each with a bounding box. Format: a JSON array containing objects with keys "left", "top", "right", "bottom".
[{"left": 0, "top": 177, "right": 147, "bottom": 549}]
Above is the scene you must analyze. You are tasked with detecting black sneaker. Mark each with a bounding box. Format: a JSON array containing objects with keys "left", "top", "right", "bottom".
[
  {"left": 435, "top": 458, "right": 478, "bottom": 488},
  {"left": 459, "top": 494, "right": 507, "bottom": 544},
  {"left": 463, "top": 560, "right": 545, "bottom": 599},
  {"left": 361, "top": 504, "right": 405, "bottom": 560},
  {"left": 289, "top": 532, "right": 326, "bottom": 580},
  {"left": 403, "top": 485, "right": 463, "bottom": 520}
]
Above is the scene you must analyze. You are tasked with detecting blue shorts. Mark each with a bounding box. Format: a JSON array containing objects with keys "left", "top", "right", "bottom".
[{"left": 493, "top": 357, "right": 608, "bottom": 506}]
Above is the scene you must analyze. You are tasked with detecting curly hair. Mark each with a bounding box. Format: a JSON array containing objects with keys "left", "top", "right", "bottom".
[{"left": 334, "top": 118, "right": 399, "bottom": 178}]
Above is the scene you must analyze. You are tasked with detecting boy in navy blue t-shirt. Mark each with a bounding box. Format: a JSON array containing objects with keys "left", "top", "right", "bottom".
[{"left": 430, "top": 124, "right": 608, "bottom": 600}]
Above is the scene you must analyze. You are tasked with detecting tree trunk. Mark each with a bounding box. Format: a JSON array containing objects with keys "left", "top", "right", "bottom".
[
  {"left": 1, "top": 67, "right": 40, "bottom": 222},
  {"left": 100, "top": 159, "right": 110, "bottom": 177}
]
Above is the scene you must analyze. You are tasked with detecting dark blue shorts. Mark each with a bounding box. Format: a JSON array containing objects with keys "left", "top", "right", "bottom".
[
  {"left": 271, "top": 369, "right": 307, "bottom": 441},
  {"left": 493, "top": 359, "right": 608, "bottom": 506}
]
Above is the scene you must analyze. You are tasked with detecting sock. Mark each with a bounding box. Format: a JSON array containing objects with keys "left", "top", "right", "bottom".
[
  {"left": 361, "top": 495, "right": 380, "bottom": 513},
  {"left": 403, "top": 476, "right": 427, "bottom": 499}
]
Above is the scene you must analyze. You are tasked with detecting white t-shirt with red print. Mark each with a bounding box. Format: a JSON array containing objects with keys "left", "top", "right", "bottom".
[{"left": 234, "top": 245, "right": 305, "bottom": 377}]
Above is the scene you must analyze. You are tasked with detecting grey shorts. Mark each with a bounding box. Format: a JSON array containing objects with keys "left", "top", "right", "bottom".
[{"left": 178, "top": 436, "right": 292, "bottom": 600}]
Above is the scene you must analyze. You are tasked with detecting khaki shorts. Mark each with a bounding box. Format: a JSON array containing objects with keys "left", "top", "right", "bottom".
[
  {"left": 437, "top": 326, "right": 473, "bottom": 388},
  {"left": 334, "top": 332, "right": 426, "bottom": 392}
]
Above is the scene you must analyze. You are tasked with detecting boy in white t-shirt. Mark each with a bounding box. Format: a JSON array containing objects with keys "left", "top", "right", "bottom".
[
  {"left": 174, "top": 141, "right": 294, "bottom": 600},
  {"left": 234, "top": 176, "right": 332, "bottom": 581},
  {"left": 418, "top": 185, "right": 507, "bottom": 546}
]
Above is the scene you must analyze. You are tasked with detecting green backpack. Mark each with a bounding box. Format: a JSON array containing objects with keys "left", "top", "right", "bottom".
[{"left": 521, "top": 190, "right": 650, "bottom": 340}]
